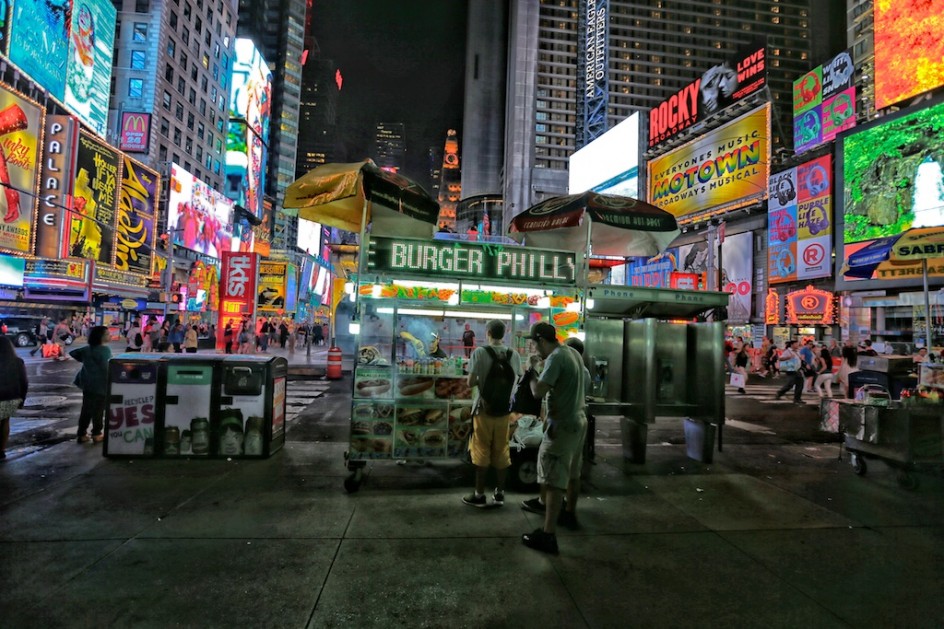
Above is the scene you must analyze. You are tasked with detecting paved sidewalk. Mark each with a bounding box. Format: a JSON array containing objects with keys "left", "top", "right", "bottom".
[{"left": 1, "top": 378, "right": 942, "bottom": 628}]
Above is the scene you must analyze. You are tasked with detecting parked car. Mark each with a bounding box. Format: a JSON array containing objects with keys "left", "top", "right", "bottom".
[{"left": 0, "top": 316, "right": 41, "bottom": 347}]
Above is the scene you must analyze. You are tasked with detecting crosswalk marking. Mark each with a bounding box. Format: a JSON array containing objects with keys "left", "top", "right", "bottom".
[{"left": 724, "top": 380, "right": 829, "bottom": 405}]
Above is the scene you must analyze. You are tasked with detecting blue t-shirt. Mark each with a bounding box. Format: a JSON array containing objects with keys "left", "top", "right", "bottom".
[{"left": 799, "top": 345, "right": 815, "bottom": 369}]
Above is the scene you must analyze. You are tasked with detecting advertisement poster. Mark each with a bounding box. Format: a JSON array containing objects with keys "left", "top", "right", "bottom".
[
  {"left": 216, "top": 251, "right": 258, "bottom": 351},
  {"left": 66, "top": 132, "right": 120, "bottom": 263},
  {"left": 0, "top": 85, "right": 43, "bottom": 254},
  {"left": 0, "top": 253, "right": 26, "bottom": 286},
  {"left": 349, "top": 400, "right": 394, "bottom": 459},
  {"left": 793, "top": 50, "right": 855, "bottom": 155},
  {"left": 272, "top": 377, "right": 286, "bottom": 440},
  {"left": 168, "top": 163, "right": 235, "bottom": 257},
  {"left": 648, "top": 104, "right": 770, "bottom": 219},
  {"left": 721, "top": 231, "right": 752, "bottom": 323},
  {"left": 284, "top": 263, "right": 298, "bottom": 313},
  {"left": 768, "top": 155, "right": 833, "bottom": 284},
  {"left": 106, "top": 360, "right": 158, "bottom": 456},
  {"left": 118, "top": 112, "right": 151, "bottom": 153},
  {"left": 36, "top": 115, "right": 78, "bottom": 259},
  {"left": 226, "top": 120, "right": 266, "bottom": 218},
  {"left": 162, "top": 364, "right": 214, "bottom": 457},
  {"left": 63, "top": 0, "right": 116, "bottom": 137},
  {"left": 677, "top": 241, "right": 709, "bottom": 276},
  {"left": 257, "top": 261, "right": 287, "bottom": 311},
  {"left": 7, "top": 0, "right": 71, "bottom": 99},
  {"left": 230, "top": 38, "right": 272, "bottom": 147},
  {"left": 115, "top": 156, "right": 159, "bottom": 277}
]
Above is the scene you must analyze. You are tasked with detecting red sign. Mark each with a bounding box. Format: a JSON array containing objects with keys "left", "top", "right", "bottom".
[
  {"left": 119, "top": 112, "right": 151, "bottom": 153},
  {"left": 217, "top": 251, "right": 258, "bottom": 350},
  {"left": 670, "top": 271, "right": 700, "bottom": 290},
  {"left": 765, "top": 288, "right": 780, "bottom": 324},
  {"left": 785, "top": 285, "right": 834, "bottom": 325}
]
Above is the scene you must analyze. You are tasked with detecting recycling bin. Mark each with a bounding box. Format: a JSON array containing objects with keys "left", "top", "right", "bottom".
[{"left": 104, "top": 353, "right": 288, "bottom": 459}]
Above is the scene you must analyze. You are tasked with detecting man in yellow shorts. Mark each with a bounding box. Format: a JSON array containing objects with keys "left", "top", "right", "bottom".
[{"left": 462, "top": 319, "right": 522, "bottom": 508}]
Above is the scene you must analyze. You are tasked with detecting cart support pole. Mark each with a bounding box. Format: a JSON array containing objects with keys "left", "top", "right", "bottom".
[
  {"left": 354, "top": 197, "right": 370, "bottom": 322},
  {"left": 922, "top": 259, "right": 933, "bottom": 349}
]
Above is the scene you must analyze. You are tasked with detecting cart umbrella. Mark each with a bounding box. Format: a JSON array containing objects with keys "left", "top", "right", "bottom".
[
  {"left": 283, "top": 160, "right": 440, "bottom": 238},
  {"left": 509, "top": 191, "right": 680, "bottom": 259},
  {"left": 842, "top": 226, "right": 944, "bottom": 346}
]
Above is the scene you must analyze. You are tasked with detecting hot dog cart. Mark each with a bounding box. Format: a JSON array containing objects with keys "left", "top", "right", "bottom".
[
  {"left": 581, "top": 284, "right": 731, "bottom": 464},
  {"left": 343, "top": 236, "right": 581, "bottom": 491}
]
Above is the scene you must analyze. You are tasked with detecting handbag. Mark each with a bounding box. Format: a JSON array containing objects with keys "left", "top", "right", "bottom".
[
  {"left": 780, "top": 356, "right": 800, "bottom": 372},
  {"left": 729, "top": 372, "right": 746, "bottom": 388}
]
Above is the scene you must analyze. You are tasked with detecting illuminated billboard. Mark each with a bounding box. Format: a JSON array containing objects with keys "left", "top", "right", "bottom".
[
  {"left": 297, "top": 218, "right": 322, "bottom": 256},
  {"left": 874, "top": 0, "right": 944, "bottom": 110},
  {"left": 0, "top": 84, "right": 44, "bottom": 255},
  {"left": 64, "top": 0, "right": 116, "bottom": 137},
  {"left": 115, "top": 156, "right": 159, "bottom": 277},
  {"left": 118, "top": 112, "right": 151, "bottom": 153},
  {"left": 167, "top": 163, "right": 235, "bottom": 258},
  {"left": 767, "top": 154, "right": 833, "bottom": 284},
  {"left": 225, "top": 120, "right": 266, "bottom": 217},
  {"left": 648, "top": 41, "right": 767, "bottom": 149},
  {"left": 65, "top": 132, "right": 119, "bottom": 263},
  {"left": 8, "top": 0, "right": 116, "bottom": 137},
  {"left": 648, "top": 104, "right": 770, "bottom": 220},
  {"left": 569, "top": 112, "right": 640, "bottom": 197},
  {"left": 230, "top": 38, "right": 272, "bottom": 146},
  {"left": 793, "top": 50, "right": 856, "bottom": 155},
  {"left": 36, "top": 115, "right": 78, "bottom": 259}
]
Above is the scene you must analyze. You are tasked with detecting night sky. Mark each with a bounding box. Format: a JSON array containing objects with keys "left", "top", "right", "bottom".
[{"left": 311, "top": 1, "right": 468, "bottom": 186}]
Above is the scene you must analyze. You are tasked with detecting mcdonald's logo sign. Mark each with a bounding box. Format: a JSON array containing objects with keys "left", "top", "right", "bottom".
[{"left": 119, "top": 112, "right": 151, "bottom": 153}]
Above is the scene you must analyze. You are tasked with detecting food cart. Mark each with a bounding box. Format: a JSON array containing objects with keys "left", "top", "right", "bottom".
[
  {"left": 821, "top": 364, "right": 944, "bottom": 488},
  {"left": 582, "top": 284, "right": 730, "bottom": 464},
  {"left": 343, "top": 236, "right": 581, "bottom": 491}
]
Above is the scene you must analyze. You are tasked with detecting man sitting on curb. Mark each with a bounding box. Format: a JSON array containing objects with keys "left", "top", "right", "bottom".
[{"left": 520, "top": 322, "right": 588, "bottom": 555}]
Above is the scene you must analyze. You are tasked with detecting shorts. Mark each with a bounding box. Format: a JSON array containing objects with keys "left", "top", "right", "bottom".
[
  {"left": 537, "top": 414, "right": 588, "bottom": 490},
  {"left": 469, "top": 411, "right": 512, "bottom": 469}
]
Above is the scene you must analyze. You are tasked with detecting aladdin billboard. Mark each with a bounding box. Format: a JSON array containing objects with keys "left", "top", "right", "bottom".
[
  {"left": 648, "top": 104, "right": 770, "bottom": 220},
  {"left": 114, "top": 156, "right": 159, "bottom": 277},
  {"left": 648, "top": 41, "right": 767, "bottom": 149},
  {"left": 793, "top": 50, "right": 856, "bottom": 155},
  {"left": 0, "top": 84, "right": 44, "bottom": 255},
  {"left": 7, "top": 0, "right": 116, "bottom": 137},
  {"left": 167, "top": 163, "right": 234, "bottom": 258},
  {"left": 768, "top": 155, "right": 833, "bottom": 284},
  {"left": 65, "top": 131, "right": 120, "bottom": 263}
]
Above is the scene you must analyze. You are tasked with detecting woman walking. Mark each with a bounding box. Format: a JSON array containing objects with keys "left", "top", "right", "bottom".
[
  {"left": 69, "top": 326, "right": 112, "bottom": 444},
  {"left": 183, "top": 324, "right": 199, "bottom": 353},
  {"left": 0, "top": 336, "right": 29, "bottom": 458},
  {"left": 837, "top": 345, "right": 859, "bottom": 399},
  {"left": 733, "top": 344, "right": 750, "bottom": 394},
  {"left": 813, "top": 343, "right": 834, "bottom": 398}
]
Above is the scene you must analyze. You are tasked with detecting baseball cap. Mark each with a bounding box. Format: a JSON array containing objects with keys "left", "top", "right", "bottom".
[{"left": 525, "top": 321, "right": 557, "bottom": 342}]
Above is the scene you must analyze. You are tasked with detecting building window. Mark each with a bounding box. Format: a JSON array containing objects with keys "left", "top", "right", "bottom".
[
  {"left": 169, "top": 13, "right": 177, "bottom": 29},
  {"left": 188, "top": 88, "right": 196, "bottom": 105},
  {"left": 159, "top": 145, "right": 167, "bottom": 161},
  {"left": 196, "top": 146, "right": 203, "bottom": 161},
  {"left": 132, "top": 23, "right": 147, "bottom": 42},
  {"left": 197, "top": 122, "right": 205, "bottom": 139},
  {"left": 200, "top": 76, "right": 208, "bottom": 92},
  {"left": 186, "top": 113, "right": 194, "bottom": 130},
  {"left": 176, "top": 77, "right": 185, "bottom": 94},
  {"left": 130, "top": 50, "right": 146, "bottom": 70},
  {"left": 185, "top": 137, "right": 193, "bottom": 154},
  {"left": 202, "top": 53, "right": 210, "bottom": 69},
  {"left": 162, "top": 90, "right": 172, "bottom": 108},
  {"left": 180, "top": 52, "right": 188, "bottom": 67},
  {"left": 160, "top": 117, "right": 170, "bottom": 136},
  {"left": 181, "top": 29, "right": 189, "bottom": 45},
  {"left": 190, "top": 64, "right": 198, "bottom": 81},
  {"left": 128, "top": 78, "right": 144, "bottom": 98},
  {"left": 135, "top": 0, "right": 150, "bottom": 12},
  {"left": 199, "top": 99, "right": 206, "bottom": 115},
  {"left": 183, "top": 4, "right": 191, "bottom": 19},
  {"left": 166, "top": 38, "right": 176, "bottom": 57},
  {"left": 173, "top": 127, "right": 182, "bottom": 145},
  {"left": 164, "top": 64, "right": 173, "bottom": 81},
  {"left": 175, "top": 102, "right": 184, "bottom": 121}
]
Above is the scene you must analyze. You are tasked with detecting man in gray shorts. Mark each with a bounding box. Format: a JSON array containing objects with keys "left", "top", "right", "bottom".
[{"left": 520, "top": 322, "right": 588, "bottom": 555}]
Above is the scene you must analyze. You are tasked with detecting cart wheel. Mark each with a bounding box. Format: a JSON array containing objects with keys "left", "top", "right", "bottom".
[
  {"left": 509, "top": 448, "right": 539, "bottom": 492},
  {"left": 897, "top": 471, "right": 918, "bottom": 490},
  {"left": 850, "top": 453, "right": 867, "bottom": 476},
  {"left": 344, "top": 468, "right": 364, "bottom": 493}
]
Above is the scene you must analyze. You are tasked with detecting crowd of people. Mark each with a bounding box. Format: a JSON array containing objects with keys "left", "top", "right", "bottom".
[{"left": 220, "top": 317, "right": 327, "bottom": 354}]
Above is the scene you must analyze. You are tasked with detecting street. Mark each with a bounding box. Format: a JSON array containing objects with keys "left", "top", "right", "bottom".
[{"left": 1, "top": 348, "right": 942, "bottom": 628}]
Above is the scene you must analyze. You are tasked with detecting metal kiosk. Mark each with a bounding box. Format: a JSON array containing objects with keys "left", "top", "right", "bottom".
[
  {"left": 342, "top": 236, "right": 581, "bottom": 492},
  {"left": 582, "top": 285, "right": 730, "bottom": 464}
]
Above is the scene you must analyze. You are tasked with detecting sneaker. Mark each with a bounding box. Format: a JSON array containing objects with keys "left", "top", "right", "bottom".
[
  {"left": 462, "top": 493, "right": 488, "bottom": 508},
  {"left": 558, "top": 509, "right": 579, "bottom": 530},
  {"left": 521, "top": 498, "right": 546, "bottom": 514},
  {"left": 77, "top": 435, "right": 90, "bottom": 443},
  {"left": 91, "top": 434, "right": 104, "bottom": 443},
  {"left": 738, "top": 388, "right": 746, "bottom": 394},
  {"left": 522, "top": 528, "right": 559, "bottom": 555},
  {"left": 492, "top": 489, "right": 504, "bottom": 506}
]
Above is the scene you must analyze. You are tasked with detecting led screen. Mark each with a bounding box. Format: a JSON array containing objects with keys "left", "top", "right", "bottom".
[
  {"left": 570, "top": 113, "right": 640, "bottom": 197},
  {"left": 167, "top": 163, "right": 235, "bottom": 258},
  {"left": 230, "top": 38, "right": 271, "bottom": 146},
  {"left": 225, "top": 120, "right": 266, "bottom": 217},
  {"left": 297, "top": 218, "right": 322, "bottom": 256},
  {"left": 0, "top": 253, "right": 26, "bottom": 287},
  {"left": 874, "top": 0, "right": 944, "bottom": 110},
  {"left": 841, "top": 99, "right": 944, "bottom": 245}
]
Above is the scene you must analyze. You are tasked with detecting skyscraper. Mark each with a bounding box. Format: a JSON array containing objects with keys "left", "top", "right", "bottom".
[
  {"left": 438, "top": 129, "right": 462, "bottom": 227},
  {"left": 296, "top": 40, "right": 341, "bottom": 179},
  {"left": 109, "top": 0, "right": 239, "bottom": 192},
  {"left": 497, "top": 0, "right": 842, "bottom": 222},
  {"left": 374, "top": 122, "right": 406, "bottom": 172}
]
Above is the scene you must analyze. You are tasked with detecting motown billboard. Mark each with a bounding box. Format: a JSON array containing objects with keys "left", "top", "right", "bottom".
[
  {"left": 647, "top": 104, "right": 770, "bottom": 220},
  {"left": 648, "top": 40, "right": 767, "bottom": 149}
]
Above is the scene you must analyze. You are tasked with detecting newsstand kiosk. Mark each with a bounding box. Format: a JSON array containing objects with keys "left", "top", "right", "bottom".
[{"left": 104, "top": 354, "right": 288, "bottom": 459}]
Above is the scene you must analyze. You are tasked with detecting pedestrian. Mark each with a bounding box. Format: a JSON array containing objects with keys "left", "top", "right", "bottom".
[
  {"left": 813, "top": 343, "right": 834, "bottom": 398},
  {"left": 462, "top": 319, "right": 522, "bottom": 508},
  {"left": 169, "top": 321, "right": 185, "bottom": 353},
  {"left": 69, "top": 326, "right": 112, "bottom": 444},
  {"left": 183, "top": 324, "right": 199, "bottom": 353},
  {"left": 313, "top": 324, "right": 324, "bottom": 346},
  {"left": 762, "top": 338, "right": 779, "bottom": 378},
  {"left": 828, "top": 339, "right": 841, "bottom": 359},
  {"left": 279, "top": 320, "right": 289, "bottom": 348},
  {"left": 520, "top": 322, "right": 589, "bottom": 555},
  {"left": 799, "top": 340, "right": 816, "bottom": 393},
  {"left": 29, "top": 317, "right": 49, "bottom": 356},
  {"left": 734, "top": 344, "right": 750, "bottom": 394},
  {"left": 858, "top": 339, "right": 878, "bottom": 356},
  {"left": 238, "top": 322, "right": 253, "bottom": 354},
  {"left": 53, "top": 317, "right": 71, "bottom": 357},
  {"left": 223, "top": 321, "right": 234, "bottom": 354},
  {"left": 775, "top": 340, "right": 804, "bottom": 404},
  {"left": 0, "top": 336, "right": 29, "bottom": 458},
  {"left": 462, "top": 323, "right": 475, "bottom": 358},
  {"left": 837, "top": 345, "right": 859, "bottom": 399},
  {"left": 126, "top": 320, "right": 144, "bottom": 352},
  {"left": 259, "top": 318, "right": 270, "bottom": 352}
]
